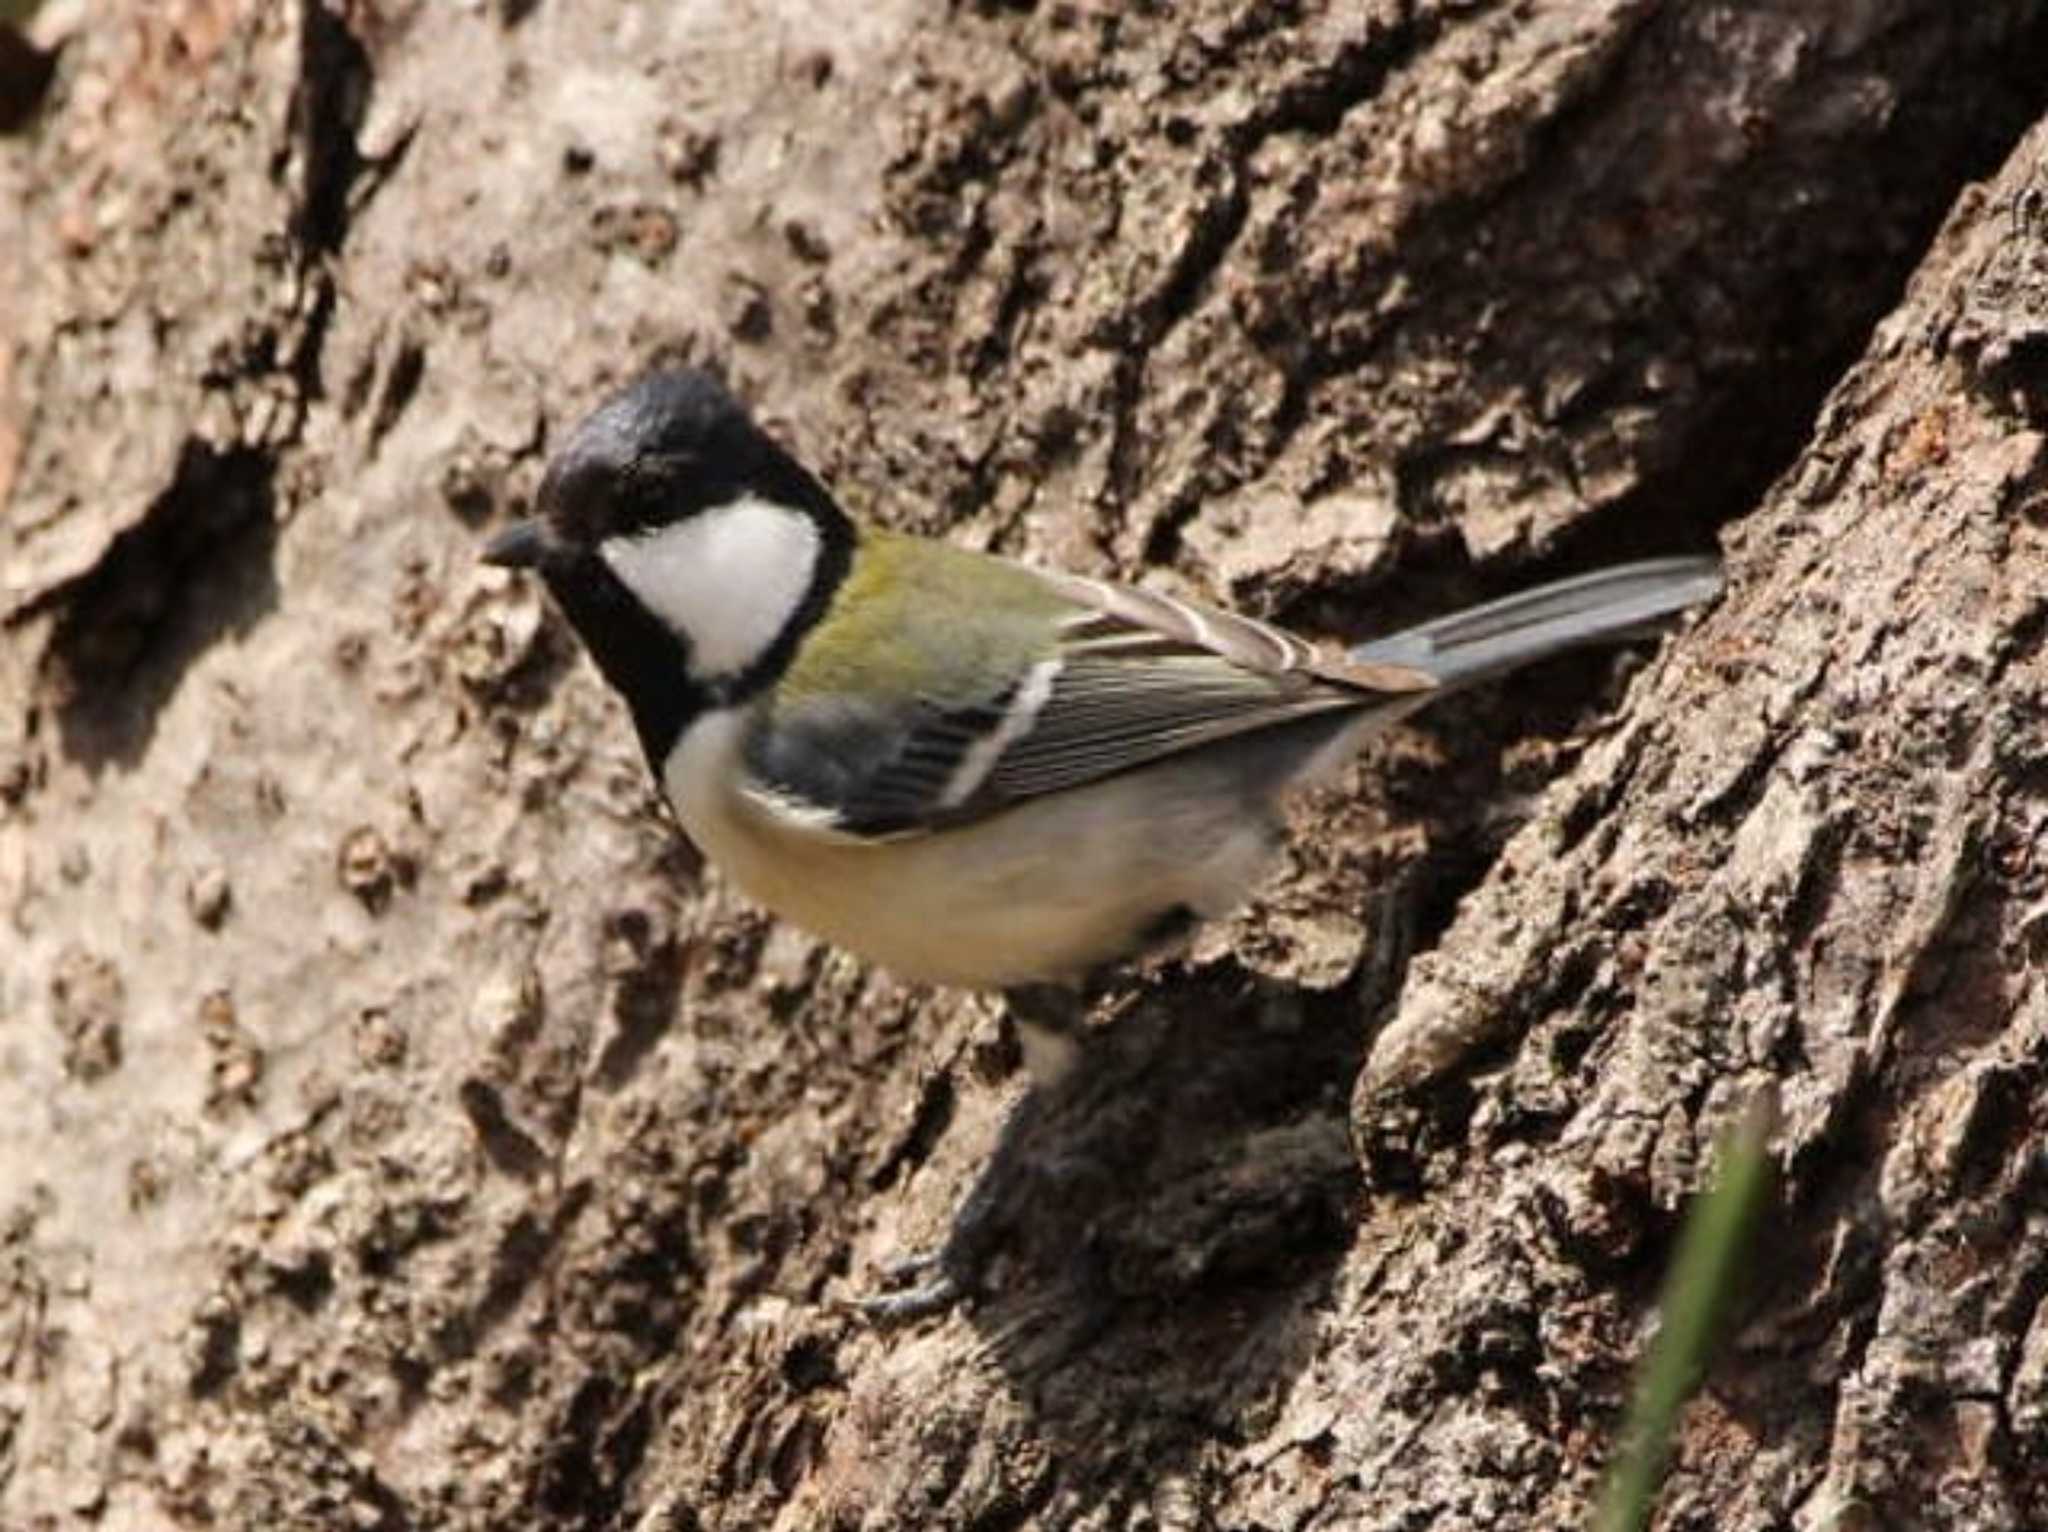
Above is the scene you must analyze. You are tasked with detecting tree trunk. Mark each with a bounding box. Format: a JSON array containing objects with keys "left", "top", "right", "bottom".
[{"left": 3, "top": 2, "right": 2046, "bottom": 1527}]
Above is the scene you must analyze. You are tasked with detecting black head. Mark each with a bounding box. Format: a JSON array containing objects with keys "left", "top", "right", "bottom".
[
  {"left": 482, "top": 369, "right": 856, "bottom": 767},
  {"left": 529, "top": 369, "right": 842, "bottom": 552}
]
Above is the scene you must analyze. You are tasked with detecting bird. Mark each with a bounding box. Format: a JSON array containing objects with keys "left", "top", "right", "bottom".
[
  {"left": 483, "top": 368, "right": 1717, "bottom": 1308},
  {"left": 486, "top": 366, "right": 1715, "bottom": 995}
]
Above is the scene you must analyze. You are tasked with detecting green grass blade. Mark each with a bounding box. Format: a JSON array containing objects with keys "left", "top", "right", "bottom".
[{"left": 1591, "top": 1086, "right": 1778, "bottom": 1532}]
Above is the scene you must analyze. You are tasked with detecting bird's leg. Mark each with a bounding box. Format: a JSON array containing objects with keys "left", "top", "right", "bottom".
[
  {"left": 858, "top": 1100, "right": 1043, "bottom": 1320},
  {"left": 857, "top": 982, "right": 1094, "bottom": 1321},
  {"left": 1003, "top": 981, "right": 1090, "bottom": 1089}
]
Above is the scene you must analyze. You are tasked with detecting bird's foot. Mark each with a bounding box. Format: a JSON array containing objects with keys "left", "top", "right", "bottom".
[{"left": 854, "top": 1251, "right": 968, "bottom": 1322}]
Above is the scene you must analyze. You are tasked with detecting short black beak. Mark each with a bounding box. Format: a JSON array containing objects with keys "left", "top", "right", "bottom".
[{"left": 482, "top": 519, "right": 548, "bottom": 569}]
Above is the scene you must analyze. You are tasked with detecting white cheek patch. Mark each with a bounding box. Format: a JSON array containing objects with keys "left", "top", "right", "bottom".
[{"left": 600, "top": 495, "right": 821, "bottom": 679}]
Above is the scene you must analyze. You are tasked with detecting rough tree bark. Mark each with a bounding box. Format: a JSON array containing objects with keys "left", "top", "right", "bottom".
[{"left": 3, "top": 2, "right": 2046, "bottom": 1528}]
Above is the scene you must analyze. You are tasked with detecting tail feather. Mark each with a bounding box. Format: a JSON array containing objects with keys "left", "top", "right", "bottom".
[{"left": 1348, "top": 556, "right": 1721, "bottom": 689}]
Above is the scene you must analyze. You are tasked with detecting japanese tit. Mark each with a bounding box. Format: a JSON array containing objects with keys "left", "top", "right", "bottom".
[{"left": 483, "top": 369, "right": 1719, "bottom": 995}]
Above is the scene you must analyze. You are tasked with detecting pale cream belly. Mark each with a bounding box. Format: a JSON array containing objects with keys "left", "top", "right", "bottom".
[{"left": 662, "top": 711, "right": 1286, "bottom": 989}]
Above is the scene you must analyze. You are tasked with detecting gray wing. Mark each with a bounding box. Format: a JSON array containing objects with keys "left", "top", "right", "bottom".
[{"left": 742, "top": 567, "right": 1436, "bottom": 839}]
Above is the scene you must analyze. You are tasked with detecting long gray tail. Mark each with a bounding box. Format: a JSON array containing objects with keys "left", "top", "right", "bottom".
[{"left": 1349, "top": 556, "right": 1721, "bottom": 688}]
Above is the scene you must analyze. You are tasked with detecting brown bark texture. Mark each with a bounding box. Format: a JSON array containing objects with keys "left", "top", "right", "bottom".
[{"left": 4, "top": 1, "right": 2048, "bottom": 1528}]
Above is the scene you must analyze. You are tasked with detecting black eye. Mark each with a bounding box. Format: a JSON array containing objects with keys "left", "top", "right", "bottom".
[
  {"left": 640, "top": 449, "right": 702, "bottom": 481},
  {"left": 605, "top": 451, "right": 709, "bottom": 535}
]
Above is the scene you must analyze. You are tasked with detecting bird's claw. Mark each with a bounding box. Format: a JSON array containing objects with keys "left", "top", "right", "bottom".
[{"left": 853, "top": 1250, "right": 969, "bottom": 1323}]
